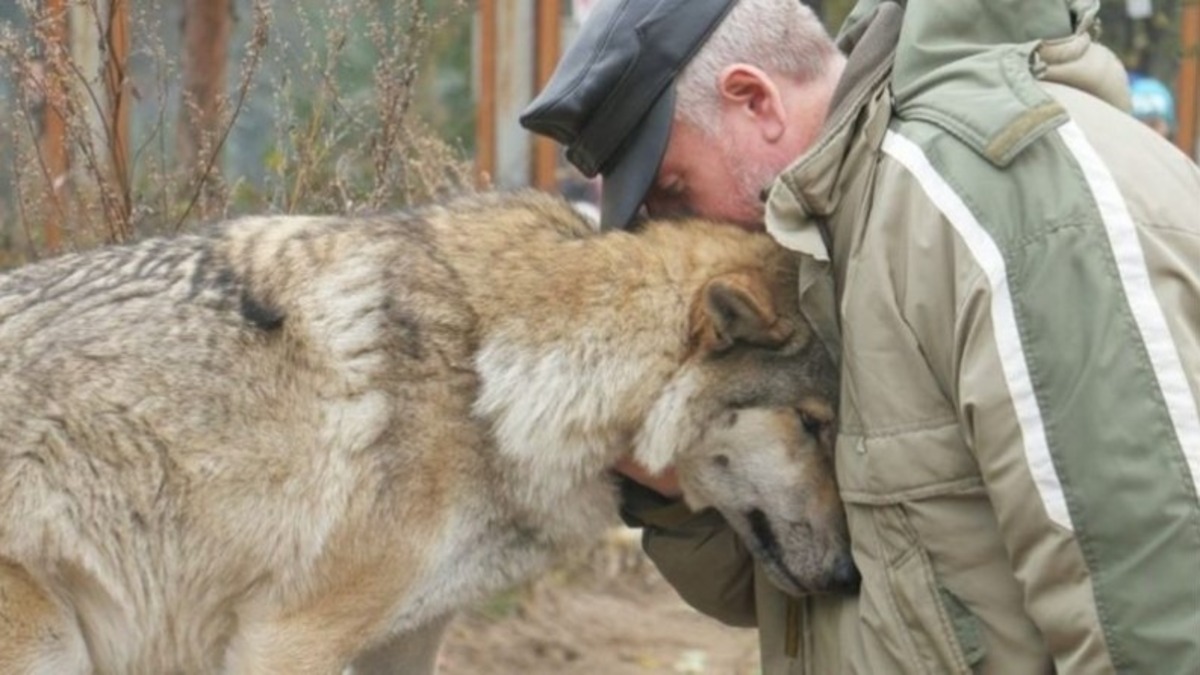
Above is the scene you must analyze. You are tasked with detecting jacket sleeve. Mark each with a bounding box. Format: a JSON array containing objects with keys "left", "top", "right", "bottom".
[
  {"left": 949, "top": 267, "right": 1118, "bottom": 671},
  {"left": 880, "top": 109, "right": 1200, "bottom": 672},
  {"left": 617, "top": 478, "right": 758, "bottom": 627},
  {"left": 896, "top": 160, "right": 1200, "bottom": 673}
]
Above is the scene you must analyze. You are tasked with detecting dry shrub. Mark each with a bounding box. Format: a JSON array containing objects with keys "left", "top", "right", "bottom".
[{"left": 0, "top": 0, "right": 474, "bottom": 266}]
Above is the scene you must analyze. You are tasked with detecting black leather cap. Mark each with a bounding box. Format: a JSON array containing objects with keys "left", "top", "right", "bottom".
[{"left": 520, "top": 0, "right": 738, "bottom": 230}]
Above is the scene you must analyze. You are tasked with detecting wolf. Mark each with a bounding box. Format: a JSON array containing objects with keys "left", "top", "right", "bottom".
[{"left": 0, "top": 191, "right": 852, "bottom": 674}]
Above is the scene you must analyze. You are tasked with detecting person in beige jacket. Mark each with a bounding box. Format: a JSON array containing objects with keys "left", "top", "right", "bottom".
[{"left": 522, "top": 0, "right": 1200, "bottom": 673}]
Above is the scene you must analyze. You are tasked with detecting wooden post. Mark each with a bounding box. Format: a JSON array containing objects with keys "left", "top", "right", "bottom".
[
  {"left": 493, "top": 0, "right": 534, "bottom": 189},
  {"left": 105, "top": 0, "right": 132, "bottom": 238},
  {"left": 179, "top": 0, "right": 232, "bottom": 217},
  {"left": 39, "top": 0, "right": 69, "bottom": 253},
  {"left": 532, "top": 0, "right": 560, "bottom": 191},
  {"left": 1178, "top": 0, "right": 1200, "bottom": 159},
  {"left": 475, "top": 0, "right": 497, "bottom": 187},
  {"left": 68, "top": 0, "right": 104, "bottom": 155}
]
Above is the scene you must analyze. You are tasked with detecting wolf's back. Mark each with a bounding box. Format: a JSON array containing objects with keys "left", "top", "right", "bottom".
[
  {"left": 0, "top": 190, "right": 596, "bottom": 469},
  {"left": 0, "top": 207, "right": 483, "bottom": 551}
]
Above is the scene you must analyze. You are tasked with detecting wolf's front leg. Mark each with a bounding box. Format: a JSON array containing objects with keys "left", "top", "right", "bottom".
[
  {"left": 225, "top": 598, "right": 400, "bottom": 674},
  {"left": 0, "top": 558, "right": 90, "bottom": 675},
  {"left": 346, "top": 614, "right": 453, "bottom": 675},
  {"left": 224, "top": 620, "right": 352, "bottom": 675}
]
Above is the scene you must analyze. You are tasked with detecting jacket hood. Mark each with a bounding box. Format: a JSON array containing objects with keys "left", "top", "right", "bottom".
[{"left": 839, "top": 0, "right": 1131, "bottom": 167}]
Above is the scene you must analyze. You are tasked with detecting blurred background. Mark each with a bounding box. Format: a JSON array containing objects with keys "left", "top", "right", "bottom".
[{"left": 0, "top": 0, "right": 1196, "bottom": 266}]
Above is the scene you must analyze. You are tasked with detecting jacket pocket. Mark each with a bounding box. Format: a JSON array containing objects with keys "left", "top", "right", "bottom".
[
  {"left": 938, "top": 585, "right": 986, "bottom": 671},
  {"left": 879, "top": 508, "right": 985, "bottom": 675}
]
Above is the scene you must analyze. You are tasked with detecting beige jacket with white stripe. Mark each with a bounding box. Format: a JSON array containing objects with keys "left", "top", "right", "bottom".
[{"left": 626, "top": 1, "right": 1200, "bottom": 673}]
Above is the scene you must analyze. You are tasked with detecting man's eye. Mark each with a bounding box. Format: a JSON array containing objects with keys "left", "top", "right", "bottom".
[
  {"left": 654, "top": 177, "right": 684, "bottom": 199},
  {"left": 645, "top": 179, "right": 688, "bottom": 218}
]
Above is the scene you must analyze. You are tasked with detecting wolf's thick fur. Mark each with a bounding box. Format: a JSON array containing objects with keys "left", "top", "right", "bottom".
[{"left": 0, "top": 191, "right": 847, "bottom": 674}]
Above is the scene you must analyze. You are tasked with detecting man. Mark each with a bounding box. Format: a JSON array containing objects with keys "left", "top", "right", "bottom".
[{"left": 522, "top": 0, "right": 1200, "bottom": 673}]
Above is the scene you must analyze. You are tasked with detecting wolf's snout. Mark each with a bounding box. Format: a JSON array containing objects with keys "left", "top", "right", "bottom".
[{"left": 828, "top": 552, "right": 861, "bottom": 592}]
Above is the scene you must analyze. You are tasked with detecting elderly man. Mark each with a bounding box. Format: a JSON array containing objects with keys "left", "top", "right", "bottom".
[{"left": 521, "top": 1, "right": 1200, "bottom": 674}]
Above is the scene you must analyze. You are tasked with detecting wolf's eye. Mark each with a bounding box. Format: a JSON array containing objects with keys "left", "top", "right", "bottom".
[
  {"left": 798, "top": 409, "right": 823, "bottom": 437},
  {"left": 713, "top": 454, "right": 730, "bottom": 469}
]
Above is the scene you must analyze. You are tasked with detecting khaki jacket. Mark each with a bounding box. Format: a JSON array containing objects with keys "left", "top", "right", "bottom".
[{"left": 626, "top": 1, "right": 1200, "bottom": 673}]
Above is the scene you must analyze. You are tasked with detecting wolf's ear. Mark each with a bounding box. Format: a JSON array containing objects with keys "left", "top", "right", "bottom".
[{"left": 694, "top": 272, "right": 792, "bottom": 353}]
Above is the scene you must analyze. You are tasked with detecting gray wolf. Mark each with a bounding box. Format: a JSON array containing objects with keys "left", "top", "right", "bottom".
[{"left": 0, "top": 191, "right": 849, "bottom": 674}]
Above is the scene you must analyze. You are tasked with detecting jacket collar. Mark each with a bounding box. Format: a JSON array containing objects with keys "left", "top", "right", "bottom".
[
  {"left": 765, "top": 0, "right": 1125, "bottom": 260},
  {"left": 765, "top": 2, "right": 902, "bottom": 260}
]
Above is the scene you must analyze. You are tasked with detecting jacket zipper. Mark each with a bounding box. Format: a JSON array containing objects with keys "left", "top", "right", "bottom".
[{"left": 785, "top": 596, "right": 801, "bottom": 658}]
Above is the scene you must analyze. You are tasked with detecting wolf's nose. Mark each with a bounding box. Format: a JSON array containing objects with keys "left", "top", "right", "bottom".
[{"left": 830, "top": 553, "right": 861, "bottom": 592}]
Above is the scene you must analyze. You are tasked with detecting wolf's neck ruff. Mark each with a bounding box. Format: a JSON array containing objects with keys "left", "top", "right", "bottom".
[{"left": 451, "top": 198, "right": 783, "bottom": 519}]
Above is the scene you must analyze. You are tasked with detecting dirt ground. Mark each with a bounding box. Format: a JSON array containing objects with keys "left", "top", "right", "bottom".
[{"left": 438, "top": 528, "right": 761, "bottom": 675}]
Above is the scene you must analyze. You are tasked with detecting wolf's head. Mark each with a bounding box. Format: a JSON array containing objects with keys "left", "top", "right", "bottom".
[{"left": 632, "top": 242, "right": 856, "bottom": 597}]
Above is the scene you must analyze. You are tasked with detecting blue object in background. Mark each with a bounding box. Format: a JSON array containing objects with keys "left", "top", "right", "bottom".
[{"left": 1128, "top": 73, "right": 1177, "bottom": 134}]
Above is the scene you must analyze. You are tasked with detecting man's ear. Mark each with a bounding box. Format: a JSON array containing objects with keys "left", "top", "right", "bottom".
[
  {"left": 693, "top": 272, "right": 793, "bottom": 353},
  {"left": 718, "top": 64, "right": 786, "bottom": 143}
]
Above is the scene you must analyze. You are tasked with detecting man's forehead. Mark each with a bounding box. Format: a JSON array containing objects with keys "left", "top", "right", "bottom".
[{"left": 655, "top": 119, "right": 703, "bottom": 176}]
